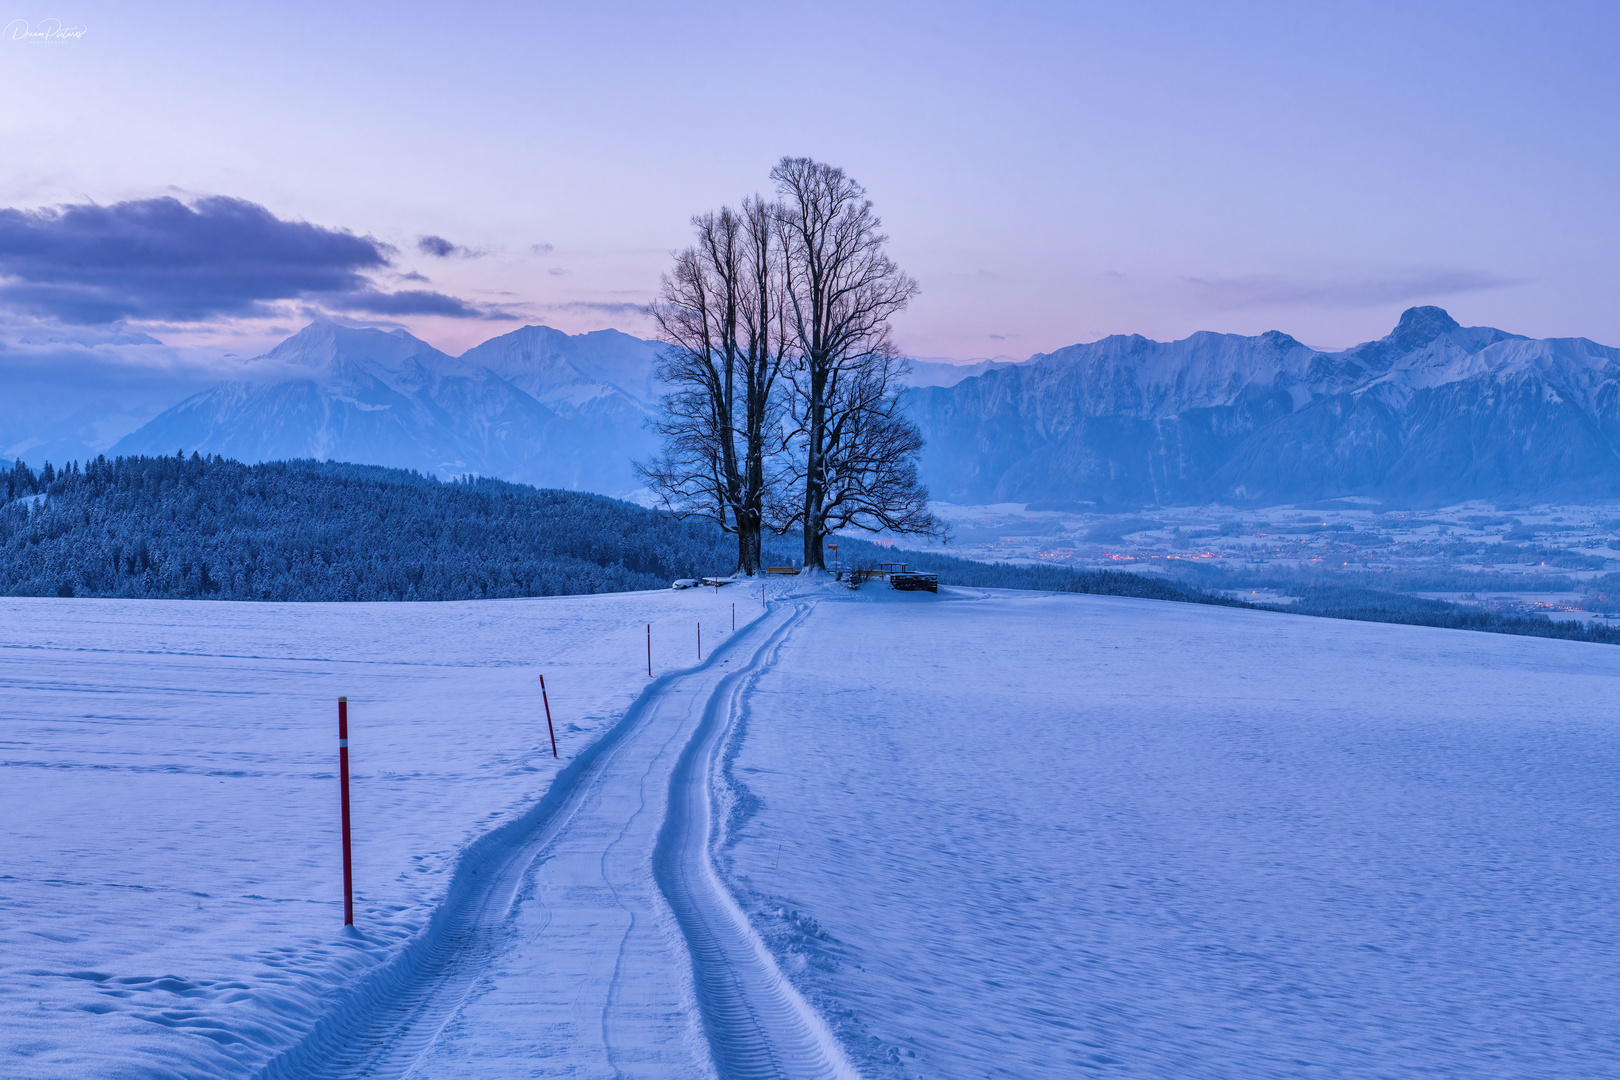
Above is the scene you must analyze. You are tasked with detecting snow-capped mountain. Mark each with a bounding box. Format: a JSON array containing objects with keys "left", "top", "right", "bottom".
[
  {"left": 908, "top": 307, "right": 1620, "bottom": 506},
  {"left": 113, "top": 322, "right": 664, "bottom": 495},
  {"left": 460, "top": 325, "right": 664, "bottom": 410},
  {"left": 900, "top": 357, "right": 1019, "bottom": 389}
]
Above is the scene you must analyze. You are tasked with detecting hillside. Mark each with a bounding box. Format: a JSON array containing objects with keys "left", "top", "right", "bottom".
[{"left": 0, "top": 455, "right": 749, "bottom": 600}]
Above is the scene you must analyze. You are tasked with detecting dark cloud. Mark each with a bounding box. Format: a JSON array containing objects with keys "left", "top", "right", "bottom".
[
  {"left": 530, "top": 242, "right": 554, "bottom": 255},
  {"left": 0, "top": 195, "right": 493, "bottom": 323},
  {"left": 417, "top": 234, "right": 457, "bottom": 257},
  {"left": 337, "top": 289, "right": 485, "bottom": 318},
  {"left": 548, "top": 300, "right": 650, "bottom": 317},
  {"left": 1182, "top": 270, "right": 1523, "bottom": 310},
  {"left": 416, "top": 233, "right": 489, "bottom": 259},
  {"left": 416, "top": 234, "right": 486, "bottom": 259}
]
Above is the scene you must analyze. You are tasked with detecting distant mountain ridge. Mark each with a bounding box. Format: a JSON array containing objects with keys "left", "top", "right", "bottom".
[
  {"left": 906, "top": 307, "right": 1620, "bottom": 507},
  {"left": 106, "top": 322, "right": 985, "bottom": 496},
  {"left": 113, "top": 322, "right": 666, "bottom": 495},
  {"left": 56, "top": 306, "right": 1620, "bottom": 507}
]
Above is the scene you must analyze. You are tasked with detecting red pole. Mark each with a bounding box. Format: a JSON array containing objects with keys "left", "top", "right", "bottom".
[
  {"left": 539, "top": 674, "right": 558, "bottom": 758},
  {"left": 338, "top": 697, "right": 353, "bottom": 926},
  {"left": 647, "top": 623, "right": 651, "bottom": 677}
]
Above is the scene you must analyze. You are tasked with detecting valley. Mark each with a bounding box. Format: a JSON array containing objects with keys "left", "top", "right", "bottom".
[{"left": 896, "top": 498, "right": 1620, "bottom": 622}]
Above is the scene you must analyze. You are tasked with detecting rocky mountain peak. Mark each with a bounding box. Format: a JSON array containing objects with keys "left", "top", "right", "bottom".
[{"left": 1389, "top": 306, "right": 1461, "bottom": 351}]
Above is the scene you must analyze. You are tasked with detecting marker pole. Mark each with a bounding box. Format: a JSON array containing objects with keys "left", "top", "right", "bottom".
[
  {"left": 539, "top": 674, "right": 558, "bottom": 758},
  {"left": 338, "top": 697, "right": 353, "bottom": 926},
  {"left": 698, "top": 622, "right": 702, "bottom": 661},
  {"left": 647, "top": 623, "right": 652, "bottom": 677},
  {"left": 732, "top": 602, "right": 735, "bottom": 631}
]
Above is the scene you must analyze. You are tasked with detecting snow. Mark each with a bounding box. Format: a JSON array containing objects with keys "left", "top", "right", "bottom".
[
  {"left": 0, "top": 588, "right": 759, "bottom": 1078},
  {"left": 6, "top": 583, "right": 1619, "bottom": 1078},
  {"left": 718, "top": 590, "right": 1620, "bottom": 1078}
]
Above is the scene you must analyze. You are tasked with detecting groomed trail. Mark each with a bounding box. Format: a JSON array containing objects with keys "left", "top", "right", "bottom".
[{"left": 253, "top": 598, "right": 856, "bottom": 1080}]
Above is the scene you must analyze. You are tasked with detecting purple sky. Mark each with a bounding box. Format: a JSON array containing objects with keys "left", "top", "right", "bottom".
[{"left": 2, "top": 0, "right": 1617, "bottom": 360}]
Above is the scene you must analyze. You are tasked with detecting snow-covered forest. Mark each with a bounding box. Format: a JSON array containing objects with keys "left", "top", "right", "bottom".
[
  {"left": 0, "top": 453, "right": 1239, "bottom": 604},
  {"left": 0, "top": 454, "right": 788, "bottom": 600}
]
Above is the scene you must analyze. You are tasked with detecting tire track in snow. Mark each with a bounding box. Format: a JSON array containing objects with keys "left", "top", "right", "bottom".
[
  {"left": 252, "top": 601, "right": 850, "bottom": 1080},
  {"left": 249, "top": 668, "right": 657, "bottom": 1080},
  {"left": 655, "top": 602, "right": 862, "bottom": 1080}
]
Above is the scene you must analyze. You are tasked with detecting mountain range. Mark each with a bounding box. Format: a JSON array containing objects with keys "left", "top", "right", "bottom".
[
  {"left": 111, "top": 322, "right": 667, "bottom": 496},
  {"left": 907, "top": 306, "right": 1620, "bottom": 507},
  {"left": 10, "top": 306, "right": 1620, "bottom": 507}
]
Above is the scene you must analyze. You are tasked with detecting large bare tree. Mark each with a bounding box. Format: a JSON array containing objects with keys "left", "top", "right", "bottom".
[
  {"left": 770, "top": 156, "right": 938, "bottom": 569},
  {"left": 638, "top": 198, "right": 785, "bottom": 574}
]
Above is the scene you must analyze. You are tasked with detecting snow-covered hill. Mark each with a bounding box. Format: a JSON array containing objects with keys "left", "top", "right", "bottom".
[
  {"left": 113, "top": 322, "right": 664, "bottom": 495},
  {"left": 909, "top": 306, "right": 1620, "bottom": 505},
  {"left": 7, "top": 587, "right": 1619, "bottom": 1077}
]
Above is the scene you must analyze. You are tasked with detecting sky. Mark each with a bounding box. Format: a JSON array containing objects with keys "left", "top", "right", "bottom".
[{"left": 2, "top": 0, "right": 1618, "bottom": 362}]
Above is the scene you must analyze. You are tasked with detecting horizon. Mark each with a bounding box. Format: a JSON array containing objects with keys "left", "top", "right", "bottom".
[
  {"left": 32, "top": 301, "right": 1612, "bottom": 384},
  {"left": 156, "top": 302, "right": 1620, "bottom": 371}
]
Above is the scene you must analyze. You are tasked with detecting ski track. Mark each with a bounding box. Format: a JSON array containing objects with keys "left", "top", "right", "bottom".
[
  {"left": 252, "top": 598, "right": 853, "bottom": 1080},
  {"left": 653, "top": 602, "right": 860, "bottom": 1080}
]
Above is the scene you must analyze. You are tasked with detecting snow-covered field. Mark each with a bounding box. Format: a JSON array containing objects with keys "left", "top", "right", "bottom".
[
  {"left": 720, "top": 591, "right": 1620, "bottom": 1078},
  {"left": 0, "top": 588, "right": 759, "bottom": 1078},
  {"left": 5, "top": 585, "right": 1619, "bottom": 1078}
]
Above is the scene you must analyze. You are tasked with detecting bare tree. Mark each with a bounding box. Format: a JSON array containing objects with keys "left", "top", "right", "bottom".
[
  {"left": 638, "top": 199, "right": 785, "bottom": 574},
  {"left": 770, "top": 156, "right": 938, "bottom": 569}
]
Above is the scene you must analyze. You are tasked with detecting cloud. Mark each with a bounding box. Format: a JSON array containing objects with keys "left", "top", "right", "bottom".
[
  {"left": 546, "top": 300, "right": 650, "bottom": 317},
  {"left": 0, "top": 195, "right": 493, "bottom": 323},
  {"left": 416, "top": 234, "right": 485, "bottom": 259},
  {"left": 1181, "top": 269, "right": 1523, "bottom": 310},
  {"left": 530, "top": 242, "right": 554, "bottom": 255},
  {"left": 336, "top": 288, "right": 486, "bottom": 318}
]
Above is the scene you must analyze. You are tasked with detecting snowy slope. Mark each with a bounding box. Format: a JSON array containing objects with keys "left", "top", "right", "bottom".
[{"left": 719, "top": 589, "right": 1620, "bottom": 1078}]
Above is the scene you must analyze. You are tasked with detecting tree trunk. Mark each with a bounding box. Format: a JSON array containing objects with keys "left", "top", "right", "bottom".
[{"left": 802, "top": 374, "right": 827, "bottom": 568}]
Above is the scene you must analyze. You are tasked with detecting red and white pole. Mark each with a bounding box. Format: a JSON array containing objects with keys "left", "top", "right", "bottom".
[
  {"left": 338, "top": 696, "right": 353, "bottom": 926},
  {"left": 539, "top": 674, "right": 558, "bottom": 757}
]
